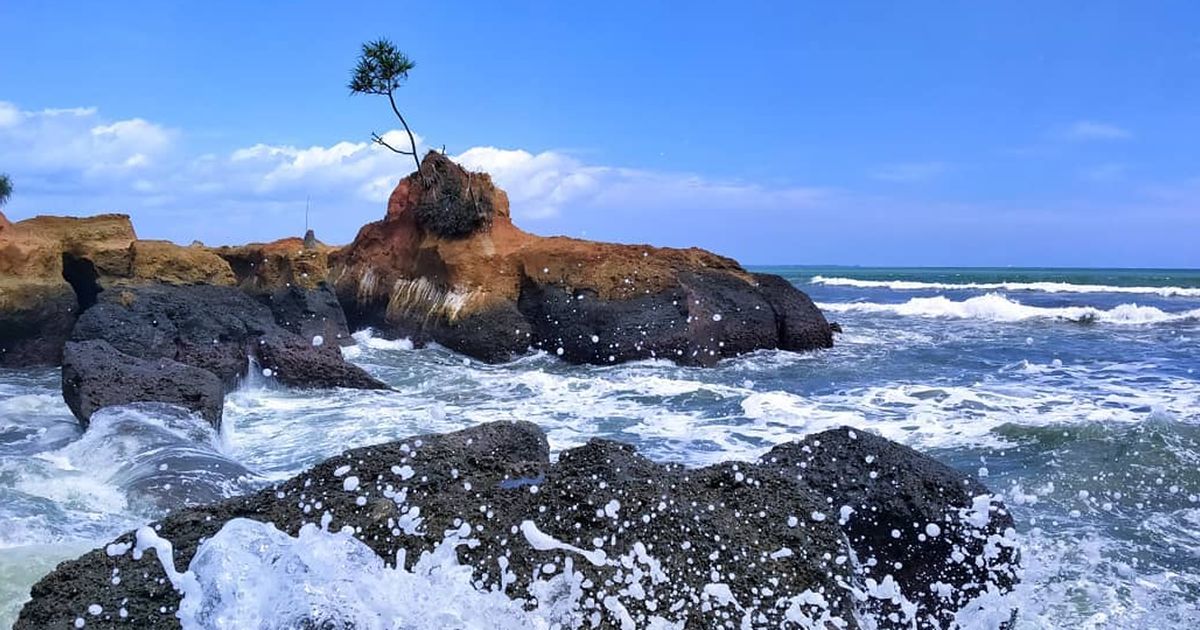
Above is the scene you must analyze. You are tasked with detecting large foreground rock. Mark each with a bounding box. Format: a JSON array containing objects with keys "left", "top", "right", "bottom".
[
  {"left": 17, "top": 423, "right": 1018, "bottom": 629},
  {"left": 62, "top": 340, "right": 224, "bottom": 427},
  {"left": 331, "top": 152, "right": 835, "bottom": 366},
  {"left": 70, "top": 283, "right": 385, "bottom": 392}
]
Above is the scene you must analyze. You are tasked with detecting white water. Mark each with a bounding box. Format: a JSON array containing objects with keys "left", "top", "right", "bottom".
[
  {"left": 3, "top": 271, "right": 1200, "bottom": 628},
  {"left": 818, "top": 293, "right": 1200, "bottom": 325},
  {"left": 811, "top": 275, "right": 1200, "bottom": 297}
]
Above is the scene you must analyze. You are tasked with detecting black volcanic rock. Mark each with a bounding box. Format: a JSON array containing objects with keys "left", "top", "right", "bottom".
[
  {"left": 17, "top": 423, "right": 1017, "bottom": 629},
  {"left": 70, "top": 283, "right": 385, "bottom": 391},
  {"left": 61, "top": 340, "right": 224, "bottom": 427},
  {"left": 760, "top": 427, "right": 1020, "bottom": 628}
]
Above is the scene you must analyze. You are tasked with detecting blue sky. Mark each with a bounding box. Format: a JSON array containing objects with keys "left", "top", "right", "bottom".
[{"left": 1, "top": 1, "right": 1198, "bottom": 267}]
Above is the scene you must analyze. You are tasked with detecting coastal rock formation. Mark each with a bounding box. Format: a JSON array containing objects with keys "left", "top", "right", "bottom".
[
  {"left": 0, "top": 213, "right": 137, "bottom": 366},
  {"left": 17, "top": 423, "right": 1017, "bottom": 629},
  {"left": 214, "top": 237, "right": 352, "bottom": 346},
  {"left": 331, "top": 152, "right": 834, "bottom": 365},
  {"left": 62, "top": 340, "right": 224, "bottom": 427},
  {"left": 69, "top": 283, "right": 386, "bottom": 392}
]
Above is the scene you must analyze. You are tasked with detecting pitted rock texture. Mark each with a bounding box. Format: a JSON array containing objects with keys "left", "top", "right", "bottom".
[
  {"left": 69, "top": 283, "right": 385, "bottom": 393},
  {"left": 17, "top": 423, "right": 1018, "bottom": 629},
  {"left": 62, "top": 340, "right": 224, "bottom": 427}
]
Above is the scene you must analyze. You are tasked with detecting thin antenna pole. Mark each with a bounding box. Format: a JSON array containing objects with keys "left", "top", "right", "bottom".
[{"left": 305, "top": 196, "right": 310, "bottom": 233}]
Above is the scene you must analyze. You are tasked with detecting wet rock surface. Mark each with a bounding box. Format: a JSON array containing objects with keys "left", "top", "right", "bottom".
[
  {"left": 62, "top": 340, "right": 224, "bottom": 427},
  {"left": 332, "top": 152, "right": 835, "bottom": 366},
  {"left": 70, "top": 283, "right": 385, "bottom": 391},
  {"left": 760, "top": 428, "right": 1020, "bottom": 628},
  {"left": 18, "top": 423, "right": 1017, "bottom": 629}
]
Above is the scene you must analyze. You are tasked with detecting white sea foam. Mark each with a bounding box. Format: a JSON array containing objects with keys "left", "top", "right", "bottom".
[
  {"left": 818, "top": 293, "right": 1200, "bottom": 324},
  {"left": 177, "top": 518, "right": 536, "bottom": 629},
  {"left": 341, "top": 328, "right": 416, "bottom": 361},
  {"left": 811, "top": 275, "right": 1200, "bottom": 297}
]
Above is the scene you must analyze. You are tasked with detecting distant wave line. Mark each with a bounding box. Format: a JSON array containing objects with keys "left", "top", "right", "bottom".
[
  {"left": 810, "top": 275, "right": 1200, "bottom": 297},
  {"left": 817, "top": 293, "right": 1200, "bottom": 324}
]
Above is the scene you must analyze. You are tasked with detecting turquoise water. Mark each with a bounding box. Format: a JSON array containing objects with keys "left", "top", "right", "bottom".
[{"left": 1, "top": 267, "right": 1198, "bottom": 627}]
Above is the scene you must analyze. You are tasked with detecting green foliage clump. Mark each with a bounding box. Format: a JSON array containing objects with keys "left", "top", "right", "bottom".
[{"left": 0, "top": 173, "right": 11, "bottom": 207}]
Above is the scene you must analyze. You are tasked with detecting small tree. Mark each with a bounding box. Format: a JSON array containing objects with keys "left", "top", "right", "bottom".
[
  {"left": 349, "top": 38, "right": 422, "bottom": 176},
  {"left": 0, "top": 174, "right": 11, "bottom": 207}
]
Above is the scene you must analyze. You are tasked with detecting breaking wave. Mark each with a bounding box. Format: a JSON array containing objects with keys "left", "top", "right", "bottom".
[
  {"left": 810, "top": 275, "right": 1200, "bottom": 297},
  {"left": 818, "top": 293, "right": 1200, "bottom": 324}
]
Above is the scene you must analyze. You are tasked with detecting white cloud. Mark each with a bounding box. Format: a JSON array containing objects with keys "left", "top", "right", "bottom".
[
  {"left": 455, "top": 146, "right": 829, "bottom": 220},
  {"left": 0, "top": 102, "right": 174, "bottom": 176},
  {"left": 0, "top": 101, "right": 831, "bottom": 243},
  {"left": 870, "top": 161, "right": 949, "bottom": 183},
  {"left": 1064, "top": 120, "right": 1133, "bottom": 141}
]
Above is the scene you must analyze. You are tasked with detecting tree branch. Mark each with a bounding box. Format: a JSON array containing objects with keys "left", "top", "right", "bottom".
[{"left": 372, "top": 132, "right": 415, "bottom": 155}]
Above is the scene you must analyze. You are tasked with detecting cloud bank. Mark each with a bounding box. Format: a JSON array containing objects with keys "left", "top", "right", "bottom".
[{"left": 0, "top": 101, "right": 827, "bottom": 245}]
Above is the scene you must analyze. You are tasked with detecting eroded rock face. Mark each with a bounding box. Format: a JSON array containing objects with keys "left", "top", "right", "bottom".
[
  {"left": 0, "top": 214, "right": 137, "bottom": 366},
  {"left": 70, "top": 284, "right": 386, "bottom": 392},
  {"left": 17, "top": 423, "right": 1017, "bottom": 629},
  {"left": 62, "top": 340, "right": 224, "bottom": 427},
  {"left": 214, "top": 237, "right": 353, "bottom": 346},
  {"left": 129, "top": 240, "right": 236, "bottom": 286},
  {"left": 0, "top": 281, "right": 77, "bottom": 367},
  {"left": 332, "top": 152, "right": 834, "bottom": 366}
]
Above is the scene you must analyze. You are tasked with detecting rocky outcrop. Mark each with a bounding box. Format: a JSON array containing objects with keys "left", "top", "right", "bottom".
[
  {"left": 70, "top": 283, "right": 386, "bottom": 392},
  {"left": 0, "top": 213, "right": 137, "bottom": 366},
  {"left": 214, "top": 237, "right": 352, "bottom": 346},
  {"left": 331, "top": 152, "right": 834, "bottom": 366},
  {"left": 62, "top": 340, "right": 224, "bottom": 427},
  {"left": 17, "top": 423, "right": 1017, "bottom": 629}
]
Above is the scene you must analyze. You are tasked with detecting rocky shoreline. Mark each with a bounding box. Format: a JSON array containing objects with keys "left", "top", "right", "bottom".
[
  {"left": 15, "top": 422, "right": 1018, "bottom": 629},
  {"left": 2, "top": 154, "right": 1019, "bottom": 627}
]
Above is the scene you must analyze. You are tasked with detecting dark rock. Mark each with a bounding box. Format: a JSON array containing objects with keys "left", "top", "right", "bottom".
[
  {"left": 413, "top": 302, "right": 531, "bottom": 363},
  {"left": 0, "top": 281, "right": 77, "bottom": 367},
  {"left": 759, "top": 427, "right": 1020, "bottom": 628},
  {"left": 18, "top": 422, "right": 860, "bottom": 629},
  {"left": 752, "top": 273, "right": 835, "bottom": 351},
  {"left": 61, "top": 340, "right": 223, "bottom": 427},
  {"left": 17, "top": 423, "right": 1017, "bottom": 629},
  {"left": 256, "top": 334, "right": 388, "bottom": 390},
  {"left": 262, "top": 284, "right": 352, "bottom": 347},
  {"left": 71, "top": 283, "right": 385, "bottom": 391}
]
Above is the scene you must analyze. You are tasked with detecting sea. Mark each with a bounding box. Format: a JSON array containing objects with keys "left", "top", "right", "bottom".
[{"left": 1, "top": 266, "right": 1198, "bottom": 628}]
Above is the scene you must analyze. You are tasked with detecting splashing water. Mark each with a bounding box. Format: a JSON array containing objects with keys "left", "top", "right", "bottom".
[{"left": 2, "top": 266, "right": 1199, "bottom": 627}]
